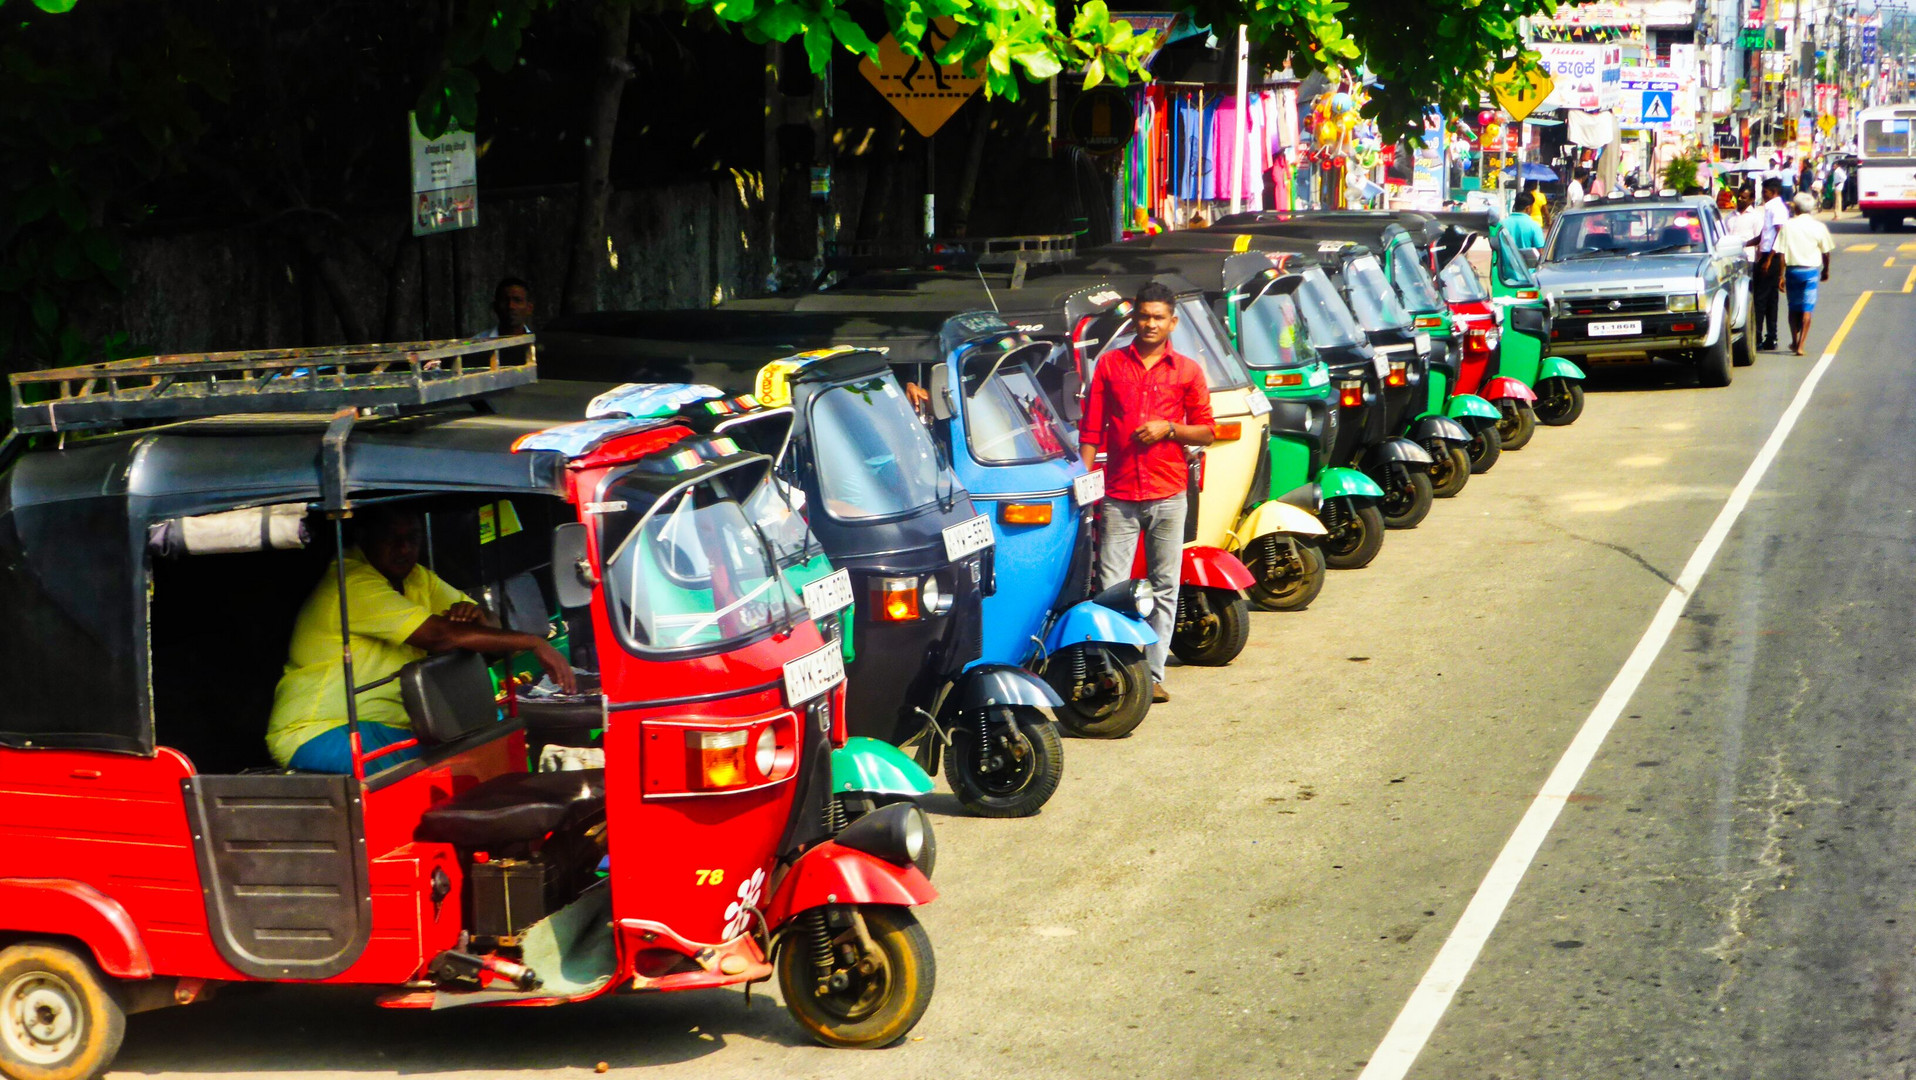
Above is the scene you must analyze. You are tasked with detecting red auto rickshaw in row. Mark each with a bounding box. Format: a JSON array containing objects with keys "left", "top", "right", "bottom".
[{"left": 0, "top": 339, "right": 935, "bottom": 1080}]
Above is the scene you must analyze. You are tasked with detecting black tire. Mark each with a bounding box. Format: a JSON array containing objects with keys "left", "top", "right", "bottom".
[
  {"left": 1535, "top": 378, "right": 1585, "bottom": 426},
  {"left": 779, "top": 906, "right": 935, "bottom": 1049},
  {"left": 1732, "top": 324, "right": 1756, "bottom": 367},
  {"left": 1320, "top": 500, "right": 1385, "bottom": 570},
  {"left": 1378, "top": 467, "right": 1434, "bottom": 529},
  {"left": 1428, "top": 444, "right": 1471, "bottom": 498},
  {"left": 840, "top": 796, "right": 938, "bottom": 879},
  {"left": 1696, "top": 333, "right": 1732, "bottom": 388},
  {"left": 0, "top": 942, "right": 126, "bottom": 1080},
  {"left": 945, "top": 707, "right": 1063, "bottom": 817},
  {"left": 1244, "top": 536, "right": 1325, "bottom": 612},
  {"left": 1467, "top": 422, "right": 1502, "bottom": 474},
  {"left": 1497, "top": 402, "right": 1537, "bottom": 451},
  {"left": 1048, "top": 644, "right": 1152, "bottom": 739},
  {"left": 1869, "top": 214, "right": 1884, "bottom": 233},
  {"left": 1171, "top": 588, "right": 1251, "bottom": 667}
]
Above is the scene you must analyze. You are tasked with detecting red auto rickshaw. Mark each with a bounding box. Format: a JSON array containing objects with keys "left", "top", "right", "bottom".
[{"left": 0, "top": 339, "right": 935, "bottom": 1080}]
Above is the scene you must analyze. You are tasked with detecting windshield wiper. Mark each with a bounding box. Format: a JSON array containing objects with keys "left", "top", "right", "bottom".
[
  {"left": 1560, "top": 248, "right": 1623, "bottom": 261},
  {"left": 1623, "top": 243, "right": 1698, "bottom": 257}
]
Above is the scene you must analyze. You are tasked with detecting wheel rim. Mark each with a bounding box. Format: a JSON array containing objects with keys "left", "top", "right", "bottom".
[
  {"left": 1468, "top": 431, "right": 1491, "bottom": 463},
  {"left": 1381, "top": 473, "right": 1418, "bottom": 518},
  {"left": 970, "top": 724, "right": 1036, "bottom": 796},
  {"left": 2, "top": 971, "right": 82, "bottom": 1066},
  {"left": 1496, "top": 408, "right": 1521, "bottom": 442},
  {"left": 1070, "top": 650, "right": 1133, "bottom": 720},
  {"left": 1252, "top": 540, "right": 1306, "bottom": 602}
]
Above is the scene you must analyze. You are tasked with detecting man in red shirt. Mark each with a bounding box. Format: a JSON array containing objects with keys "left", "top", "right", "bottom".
[{"left": 1079, "top": 281, "right": 1215, "bottom": 701}]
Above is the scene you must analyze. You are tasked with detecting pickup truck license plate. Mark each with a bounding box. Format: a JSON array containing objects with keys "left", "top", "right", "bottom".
[
  {"left": 1072, "top": 470, "right": 1105, "bottom": 507},
  {"left": 1588, "top": 319, "right": 1642, "bottom": 337},
  {"left": 801, "top": 568, "right": 854, "bottom": 621},
  {"left": 783, "top": 642, "right": 846, "bottom": 705},
  {"left": 942, "top": 514, "right": 995, "bottom": 560}
]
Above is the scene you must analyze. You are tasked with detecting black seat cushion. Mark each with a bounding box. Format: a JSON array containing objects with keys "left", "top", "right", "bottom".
[{"left": 415, "top": 769, "right": 605, "bottom": 849}]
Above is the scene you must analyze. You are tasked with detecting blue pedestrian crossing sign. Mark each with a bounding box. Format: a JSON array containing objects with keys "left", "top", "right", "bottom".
[{"left": 1641, "top": 91, "right": 1673, "bottom": 123}]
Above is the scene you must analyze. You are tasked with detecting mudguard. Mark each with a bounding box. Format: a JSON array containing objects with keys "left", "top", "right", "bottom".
[
  {"left": 1445, "top": 393, "right": 1503, "bottom": 425},
  {"left": 1276, "top": 482, "right": 1322, "bottom": 512},
  {"left": 1044, "top": 600, "right": 1158, "bottom": 652},
  {"left": 1700, "top": 292, "right": 1729, "bottom": 347},
  {"left": 832, "top": 737, "right": 935, "bottom": 797},
  {"left": 1362, "top": 437, "right": 1434, "bottom": 470},
  {"left": 1317, "top": 467, "right": 1384, "bottom": 502},
  {"left": 1182, "top": 545, "right": 1257, "bottom": 591},
  {"left": 1229, "top": 499, "right": 1329, "bottom": 549},
  {"left": 1481, "top": 376, "right": 1537, "bottom": 404},
  {"left": 0, "top": 878, "right": 153, "bottom": 979},
  {"left": 1408, "top": 415, "right": 1472, "bottom": 445},
  {"left": 763, "top": 841, "right": 937, "bottom": 928},
  {"left": 947, "top": 662, "right": 1064, "bottom": 711},
  {"left": 1538, "top": 356, "right": 1585, "bottom": 382}
]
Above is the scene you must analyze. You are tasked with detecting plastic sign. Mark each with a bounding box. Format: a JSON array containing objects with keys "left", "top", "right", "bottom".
[
  {"left": 858, "top": 17, "right": 983, "bottom": 138},
  {"left": 1493, "top": 63, "right": 1556, "bottom": 123},
  {"left": 409, "top": 113, "right": 477, "bottom": 236}
]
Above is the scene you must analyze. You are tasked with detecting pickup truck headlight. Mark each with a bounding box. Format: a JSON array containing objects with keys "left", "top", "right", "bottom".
[
  {"left": 1553, "top": 297, "right": 1576, "bottom": 317},
  {"left": 1667, "top": 293, "right": 1702, "bottom": 312}
]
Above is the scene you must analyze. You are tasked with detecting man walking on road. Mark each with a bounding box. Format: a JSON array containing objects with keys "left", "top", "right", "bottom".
[
  {"left": 1778, "top": 192, "right": 1835, "bottom": 355},
  {"left": 1079, "top": 282, "right": 1215, "bottom": 703},
  {"left": 1747, "top": 178, "right": 1789, "bottom": 351}
]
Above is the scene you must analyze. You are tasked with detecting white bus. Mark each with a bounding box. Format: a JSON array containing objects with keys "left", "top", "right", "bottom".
[{"left": 1857, "top": 103, "right": 1916, "bottom": 232}]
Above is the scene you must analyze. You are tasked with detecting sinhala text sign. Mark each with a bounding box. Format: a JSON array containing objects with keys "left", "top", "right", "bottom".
[
  {"left": 1536, "top": 44, "right": 1622, "bottom": 113},
  {"left": 409, "top": 114, "right": 477, "bottom": 237}
]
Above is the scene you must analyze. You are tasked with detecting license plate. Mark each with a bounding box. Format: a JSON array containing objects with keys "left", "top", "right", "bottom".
[
  {"left": 1245, "top": 391, "right": 1271, "bottom": 416},
  {"left": 942, "top": 514, "right": 995, "bottom": 560},
  {"left": 1588, "top": 319, "right": 1642, "bottom": 337},
  {"left": 801, "top": 568, "right": 854, "bottom": 621},
  {"left": 1072, "top": 469, "right": 1104, "bottom": 507},
  {"left": 783, "top": 642, "right": 846, "bottom": 705},
  {"left": 1371, "top": 352, "right": 1390, "bottom": 380}
]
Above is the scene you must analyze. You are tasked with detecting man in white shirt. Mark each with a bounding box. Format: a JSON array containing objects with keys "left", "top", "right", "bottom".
[
  {"left": 1777, "top": 192, "right": 1835, "bottom": 354},
  {"left": 1722, "top": 186, "right": 1760, "bottom": 246},
  {"left": 1832, "top": 163, "right": 1849, "bottom": 212},
  {"left": 1745, "top": 179, "right": 1789, "bottom": 350},
  {"left": 1566, "top": 168, "right": 1587, "bottom": 209}
]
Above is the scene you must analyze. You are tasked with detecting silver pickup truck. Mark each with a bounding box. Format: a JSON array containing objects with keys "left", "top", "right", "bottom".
[{"left": 1534, "top": 193, "right": 1753, "bottom": 387}]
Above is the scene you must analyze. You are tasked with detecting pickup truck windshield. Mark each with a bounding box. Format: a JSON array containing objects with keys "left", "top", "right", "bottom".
[{"left": 1548, "top": 206, "right": 1708, "bottom": 262}]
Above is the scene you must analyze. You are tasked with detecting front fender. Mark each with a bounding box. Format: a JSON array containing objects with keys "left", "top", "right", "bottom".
[
  {"left": 1481, "top": 376, "right": 1537, "bottom": 404},
  {"left": 832, "top": 737, "right": 935, "bottom": 798},
  {"left": 1538, "top": 356, "right": 1585, "bottom": 382},
  {"left": 0, "top": 879, "right": 153, "bottom": 979},
  {"left": 1363, "top": 437, "right": 1435, "bottom": 470},
  {"left": 1182, "top": 545, "right": 1256, "bottom": 591},
  {"left": 1316, "top": 467, "right": 1384, "bottom": 502},
  {"left": 764, "top": 842, "right": 937, "bottom": 928},
  {"left": 1044, "top": 600, "right": 1158, "bottom": 652},
  {"left": 1227, "top": 499, "right": 1328, "bottom": 550},
  {"left": 1445, "top": 393, "right": 1503, "bottom": 425},
  {"left": 948, "top": 662, "right": 1064, "bottom": 711},
  {"left": 1409, "top": 415, "right": 1472, "bottom": 445},
  {"left": 1275, "top": 482, "right": 1321, "bottom": 513},
  {"left": 1701, "top": 292, "right": 1729, "bottom": 347}
]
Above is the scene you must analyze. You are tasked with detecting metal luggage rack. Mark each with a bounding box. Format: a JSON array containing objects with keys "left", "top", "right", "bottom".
[
  {"left": 822, "top": 233, "right": 1076, "bottom": 273},
  {"left": 9, "top": 335, "right": 537, "bottom": 434}
]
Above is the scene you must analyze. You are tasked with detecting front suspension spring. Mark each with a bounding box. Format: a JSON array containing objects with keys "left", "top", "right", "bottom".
[
  {"left": 807, "top": 909, "right": 836, "bottom": 981},
  {"left": 978, "top": 709, "right": 994, "bottom": 765},
  {"left": 1322, "top": 497, "right": 1349, "bottom": 531},
  {"left": 1070, "top": 646, "right": 1087, "bottom": 700}
]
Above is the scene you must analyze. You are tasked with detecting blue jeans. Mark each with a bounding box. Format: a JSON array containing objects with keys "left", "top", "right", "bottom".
[
  {"left": 1097, "top": 496, "right": 1186, "bottom": 683},
  {"left": 287, "top": 722, "right": 421, "bottom": 773}
]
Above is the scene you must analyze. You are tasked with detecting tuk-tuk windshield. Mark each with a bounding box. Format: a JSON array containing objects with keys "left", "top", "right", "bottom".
[
  {"left": 743, "top": 478, "right": 818, "bottom": 567},
  {"left": 1293, "top": 269, "right": 1366, "bottom": 349},
  {"left": 1345, "top": 256, "right": 1413, "bottom": 331},
  {"left": 1438, "top": 255, "right": 1491, "bottom": 303},
  {"left": 1493, "top": 227, "right": 1539, "bottom": 289},
  {"left": 810, "top": 374, "right": 944, "bottom": 521},
  {"left": 599, "top": 478, "right": 796, "bottom": 653},
  {"left": 1239, "top": 293, "right": 1318, "bottom": 370},
  {"left": 1388, "top": 251, "right": 1446, "bottom": 313},
  {"left": 1170, "top": 300, "right": 1252, "bottom": 390},
  {"left": 963, "top": 356, "right": 1071, "bottom": 465}
]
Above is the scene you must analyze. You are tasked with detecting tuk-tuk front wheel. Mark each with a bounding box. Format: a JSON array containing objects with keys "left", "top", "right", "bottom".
[
  {"left": 1319, "top": 498, "right": 1385, "bottom": 570},
  {"left": 1425, "top": 441, "right": 1471, "bottom": 499},
  {"left": 0, "top": 942, "right": 125, "bottom": 1080},
  {"left": 1171, "top": 587, "right": 1251, "bottom": 667},
  {"left": 1467, "top": 423, "right": 1502, "bottom": 474},
  {"left": 1378, "top": 465, "right": 1434, "bottom": 530},
  {"left": 1244, "top": 536, "right": 1325, "bottom": 612},
  {"left": 778, "top": 906, "right": 935, "bottom": 1049},
  {"left": 1497, "top": 402, "right": 1537, "bottom": 451},
  {"left": 946, "top": 707, "right": 1064, "bottom": 817},
  {"left": 1534, "top": 378, "right": 1585, "bottom": 426},
  {"left": 1048, "top": 644, "right": 1152, "bottom": 739}
]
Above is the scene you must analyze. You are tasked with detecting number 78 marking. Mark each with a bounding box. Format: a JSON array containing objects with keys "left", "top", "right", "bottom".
[{"left": 694, "top": 868, "right": 726, "bottom": 886}]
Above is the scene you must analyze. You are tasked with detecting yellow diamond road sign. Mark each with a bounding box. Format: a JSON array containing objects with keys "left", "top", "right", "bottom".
[
  {"left": 1492, "top": 63, "right": 1555, "bottom": 124},
  {"left": 858, "top": 17, "right": 983, "bottom": 138}
]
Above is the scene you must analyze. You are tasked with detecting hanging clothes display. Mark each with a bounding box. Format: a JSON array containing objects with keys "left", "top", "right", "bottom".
[{"left": 1117, "top": 82, "right": 1299, "bottom": 232}]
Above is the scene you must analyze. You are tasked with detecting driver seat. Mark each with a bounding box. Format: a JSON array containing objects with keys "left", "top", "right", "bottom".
[{"left": 415, "top": 769, "right": 605, "bottom": 849}]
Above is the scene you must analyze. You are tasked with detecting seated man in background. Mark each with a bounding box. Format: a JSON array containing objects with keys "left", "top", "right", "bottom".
[{"left": 267, "top": 506, "right": 577, "bottom": 772}]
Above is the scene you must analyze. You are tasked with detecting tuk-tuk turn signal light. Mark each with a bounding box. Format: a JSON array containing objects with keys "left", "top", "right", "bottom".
[
  {"left": 1517, "top": 290, "right": 1539, "bottom": 300},
  {"left": 1339, "top": 385, "right": 1364, "bottom": 409},
  {"left": 1413, "top": 315, "right": 1444, "bottom": 329},
  {"left": 999, "top": 502, "right": 1053, "bottom": 525},
  {"left": 1213, "top": 421, "right": 1242, "bottom": 441},
  {"left": 873, "top": 576, "right": 921, "bottom": 621},
  {"left": 1385, "top": 362, "right": 1409, "bottom": 388},
  {"left": 688, "top": 729, "right": 751, "bottom": 790},
  {"left": 1264, "top": 372, "right": 1302, "bottom": 388}
]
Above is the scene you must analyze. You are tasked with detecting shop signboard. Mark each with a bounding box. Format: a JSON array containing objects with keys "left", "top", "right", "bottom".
[
  {"left": 1536, "top": 44, "right": 1622, "bottom": 112},
  {"left": 409, "top": 113, "right": 477, "bottom": 237},
  {"left": 1618, "top": 69, "right": 1681, "bottom": 129}
]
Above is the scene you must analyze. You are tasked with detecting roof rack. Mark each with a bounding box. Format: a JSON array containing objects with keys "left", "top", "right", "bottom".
[
  {"left": 10, "top": 335, "right": 537, "bottom": 434},
  {"left": 823, "top": 234, "right": 1077, "bottom": 275}
]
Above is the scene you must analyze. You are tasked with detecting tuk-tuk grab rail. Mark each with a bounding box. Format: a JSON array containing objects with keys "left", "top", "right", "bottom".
[{"left": 8, "top": 334, "right": 537, "bottom": 434}]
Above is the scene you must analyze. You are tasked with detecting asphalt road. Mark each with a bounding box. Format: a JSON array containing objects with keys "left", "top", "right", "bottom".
[{"left": 112, "top": 219, "right": 1911, "bottom": 1080}]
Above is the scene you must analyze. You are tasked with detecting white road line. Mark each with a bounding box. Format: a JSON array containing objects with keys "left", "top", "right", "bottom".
[{"left": 1355, "top": 292, "right": 1874, "bottom": 1080}]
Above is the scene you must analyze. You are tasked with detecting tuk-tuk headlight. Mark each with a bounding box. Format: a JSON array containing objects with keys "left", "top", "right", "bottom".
[
  {"left": 754, "top": 726, "right": 777, "bottom": 776},
  {"left": 835, "top": 801, "right": 928, "bottom": 867},
  {"left": 1092, "top": 578, "right": 1154, "bottom": 621},
  {"left": 920, "top": 576, "right": 953, "bottom": 616}
]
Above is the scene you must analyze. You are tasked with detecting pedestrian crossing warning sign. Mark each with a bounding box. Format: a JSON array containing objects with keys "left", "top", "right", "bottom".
[
  {"left": 1641, "top": 91, "right": 1673, "bottom": 122},
  {"left": 858, "top": 18, "right": 982, "bottom": 137}
]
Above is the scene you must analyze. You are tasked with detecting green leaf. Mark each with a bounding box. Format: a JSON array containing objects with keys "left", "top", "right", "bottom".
[
  {"left": 80, "top": 230, "right": 118, "bottom": 273},
  {"left": 1071, "top": 0, "right": 1109, "bottom": 36},
  {"left": 1010, "top": 43, "right": 1060, "bottom": 80},
  {"left": 32, "top": 0, "right": 79, "bottom": 12},
  {"left": 30, "top": 290, "right": 55, "bottom": 334},
  {"left": 803, "top": 22, "right": 832, "bottom": 73},
  {"left": 752, "top": 5, "right": 807, "bottom": 41},
  {"left": 483, "top": 25, "right": 522, "bottom": 73},
  {"left": 1082, "top": 55, "right": 1104, "bottom": 89},
  {"left": 829, "top": 11, "right": 878, "bottom": 57},
  {"left": 14, "top": 185, "right": 53, "bottom": 225}
]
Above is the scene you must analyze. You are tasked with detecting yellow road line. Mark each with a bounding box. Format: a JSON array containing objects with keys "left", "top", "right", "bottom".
[
  {"left": 1899, "top": 242, "right": 1916, "bottom": 252},
  {"left": 1887, "top": 256, "right": 1897, "bottom": 267},
  {"left": 1904, "top": 265, "right": 1916, "bottom": 293},
  {"left": 1848, "top": 242, "right": 1880, "bottom": 252},
  {"left": 1827, "top": 290, "right": 1873, "bottom": 352}
]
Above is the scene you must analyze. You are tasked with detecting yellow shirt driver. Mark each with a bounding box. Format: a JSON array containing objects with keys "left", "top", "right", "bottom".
[{"left": 267, "top": 507, "right": 576, "bottom": 772}]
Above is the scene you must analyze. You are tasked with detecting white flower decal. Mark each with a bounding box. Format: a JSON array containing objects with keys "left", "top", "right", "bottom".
[{"left": 722, "top": 867, "right": 766, "bottom": 940}]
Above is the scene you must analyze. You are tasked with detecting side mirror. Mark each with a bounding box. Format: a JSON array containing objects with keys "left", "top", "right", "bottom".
[
  {"left": 927, "top": 363, "right": 953, "bottom": 420},
  {"left": 1060, "top": 369, "right": 1084, "bottom": 422},
  {"left": 1714, "top": 235, "right": 1745, "bottom": 258},
  {"left": 1520, "top": 248, "right": 1542, "bottom": 269},
  {"left": 551, "top": 522, "right": 598, "bottom": 609}
]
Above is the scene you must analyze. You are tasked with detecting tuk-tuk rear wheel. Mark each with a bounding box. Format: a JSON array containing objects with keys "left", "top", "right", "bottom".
[
  {"left": 1497, "top": 403, "right": 1537, "bottom": 451},
  {"left": 1049, "top": 644, "right": 1152, "bottom": 739},
  {"left": 1427, "top": 443, "right": 1471, "bottom": 498},
  {"left": 1244, "top": 537, "right": 1324, "bottom": 612},
  {"left": 1171, "top": 588, "right": 1250, "bottom": 667},
  {"left": 946, "top": 707, "right": 1063, "bottom": 817},
  {"left": 1379, "top": 467, "right": 1434, "bottom": 529},
  {"left": 1467, "top": 424, "right": 1502, "bottom": 474},
  {"left": 0, "top": 942, "right": 124, "bottom": 1080},
  {"left": 778, "top": 906, "right": 935, "bottom": 1049},
  {"left": 1535, "top": 379, "right": 1585, "bottom": 425}
]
